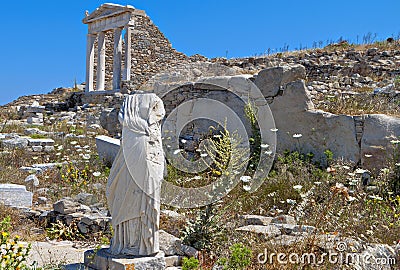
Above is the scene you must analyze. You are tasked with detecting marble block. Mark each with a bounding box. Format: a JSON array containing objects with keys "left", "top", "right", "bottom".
[
  {"left": 0, "top": 184, "right": 32, "bottom": 208},
  {"left": 95, "top": 135, "right": 120, "bottom": 165}
]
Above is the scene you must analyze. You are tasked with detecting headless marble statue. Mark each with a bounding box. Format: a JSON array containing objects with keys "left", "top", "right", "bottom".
[{"left": 106, "top": 93, "right": 165, "bottom": 256}]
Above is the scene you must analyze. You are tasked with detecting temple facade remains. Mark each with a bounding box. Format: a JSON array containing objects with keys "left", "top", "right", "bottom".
[{"left": 82, "top": 3, "right": 187, "bottom": 92}]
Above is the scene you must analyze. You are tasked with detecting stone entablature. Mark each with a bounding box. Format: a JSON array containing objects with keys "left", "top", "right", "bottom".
[{"left": 83, "top": 3, "right": 142, "bottom": 92}]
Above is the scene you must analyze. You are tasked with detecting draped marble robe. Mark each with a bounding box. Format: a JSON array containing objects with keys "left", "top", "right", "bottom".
[{"left": 106, "top": 93, "right": 165, "bottom": 256}]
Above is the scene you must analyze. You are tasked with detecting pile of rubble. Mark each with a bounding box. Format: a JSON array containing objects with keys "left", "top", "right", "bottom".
[
  {"left": 235, "top": 214, "right": 398, "bottom": 270},
  {"left": 0, "top": 133, "right": 55, "bottom": 153}
]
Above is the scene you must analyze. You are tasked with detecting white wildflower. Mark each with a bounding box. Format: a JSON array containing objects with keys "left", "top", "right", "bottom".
[
  {"left": 368, "top": 195, "right": 383, "bottom": 201},
  {"left": 364, "top": 154, "right": 373, "bottom": 158},
  {"left": 270, "top": 128, "right": 278, "bottom": 132},
  {"left": 82, "top": 154, "right": 90, "bottom": 160},
  {"left": 354, "top": 168, "right": 368, "bottom": 174},
  {"left": 181, "top": 139, "right": 187, "bottom": 144},
  {"left": 260, "top": 144, "right": 269, "bottom": 148},
  {"left": 334, "top": 183, "right": 345, "bottom": 189},
  {"left": 293, "top": 133, "right": 302, "bottom": 138},
  {"left": 327, "top": 167, "right": 336, "bottom": 173},
  {"left": 240, "top": 176, "right": 251, "bottom": 183},
  {"left": 286, "top": 199, "right": 296, "bottom": 205},
  {"left": 173, "top": 149, "right": 181, "bottom": 155},
  {"left": 380, "top": 168, "right": 390, "bottom": 174},
  {"left": 366, "top": 230, "right": 374, "bottom": 235},
  {"left": 347, "top": 196, "right": 357, "bottom": 202},
  {"left": 293, "top": 185, "right": 303, "bottom": 191},
  {"left": 93, "top": 171, "right": 101, "bottom": 177},
  {"left": 243, "top": 185, "right": 251, "bottom": 191}
]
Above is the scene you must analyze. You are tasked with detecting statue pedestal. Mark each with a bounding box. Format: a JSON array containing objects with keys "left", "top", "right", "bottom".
[{"left": 84, "top": 248, "right": 182, "bottom": 270}]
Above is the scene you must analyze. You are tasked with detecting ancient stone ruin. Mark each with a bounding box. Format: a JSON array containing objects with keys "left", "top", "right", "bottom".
[
  {"left": 0, "top": 2, "right": 399, "bottom": 269},
  {"left": 83, "top": 3, "right": 187, "bottom": 92}
]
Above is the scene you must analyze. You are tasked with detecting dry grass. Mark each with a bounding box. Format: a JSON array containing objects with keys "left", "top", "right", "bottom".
[
  {"left": 315, "top": 92, "right": 400, "bottom": 117},
  {"left": 170, "top": 149, "right": 400, "bottom": 269}
]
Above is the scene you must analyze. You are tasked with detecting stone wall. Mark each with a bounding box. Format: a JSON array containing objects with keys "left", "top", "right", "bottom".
[{"left": 96, "top": 64, "right": 400, "bottom": 172}]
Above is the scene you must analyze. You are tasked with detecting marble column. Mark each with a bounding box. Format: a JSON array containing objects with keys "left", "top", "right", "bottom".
[
  {"left": 113, "top": 27, "right": 123, "bottom": 90},
  {"left": 96, "top": 31, "right": 106, "bottom": 91},
  {"left": 123, "top": 26, "right": 133, "bottom": 81},
  {"left": 85, "top": 33, "right": 96, "bottom": 92}
]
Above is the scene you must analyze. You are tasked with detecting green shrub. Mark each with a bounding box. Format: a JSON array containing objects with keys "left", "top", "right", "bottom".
[
  {"left": 46, "top": 220, "right": 83, "bottom": 241},
  {"left": 218, "top": 243, "right": 252, "bottom": 270},
  {"left": 182, "top": 205, "right": 223, "bottom": 251},
  {"left": 182, "top": 257, "right": 200, "bottom": 270}
]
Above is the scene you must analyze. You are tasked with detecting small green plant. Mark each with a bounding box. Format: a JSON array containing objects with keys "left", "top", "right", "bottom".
[
  {"left": 46, "top": 220, "right": 83, "bottom": 241},
  {"left": 182, "top": 205, "right": 223, "bottom": 251},
  {"left": 182, "top": 256, "right": 200, "bottom": 270},
  {"left": 394, "top": 76, "right": 400, "bottom": 89},
  {"left": 218, "top": 243, "right": 252, "bottom": 270},
  {"left": 205, "top": 124, "right": 249, "bottom": 177},
  {"left": 244, "top": 101, "right": 261, "bottom": 172},
  {"left": 60, "top": 162, "right": 92, "bottom": 191},
  {"left": 324, "top": 149, "right": 334, "bottom": 166},
  {"left": 0, "top": 216, "right": 31, "bottom": 270},
  {"left": 29, "top": 134, "right": 47, "bottom": 139}
]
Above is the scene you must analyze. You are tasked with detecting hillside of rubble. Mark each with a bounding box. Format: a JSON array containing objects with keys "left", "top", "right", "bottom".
[{"left": 0, "top": 41, "right": 399, "bottom": 269}]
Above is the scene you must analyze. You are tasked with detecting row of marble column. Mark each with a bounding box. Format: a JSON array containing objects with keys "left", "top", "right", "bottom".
[{"left": 85, "top": 26, "right": 132, "bottom": 92}]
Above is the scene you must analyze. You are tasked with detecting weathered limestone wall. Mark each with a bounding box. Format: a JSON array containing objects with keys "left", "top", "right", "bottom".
[{"left": 94, "top": 64, "right": 400, "bottom": 171}]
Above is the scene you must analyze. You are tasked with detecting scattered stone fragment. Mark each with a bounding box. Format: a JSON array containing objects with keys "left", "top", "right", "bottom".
[
  {"left": 53, "top": 198, "right": 82, "bottom": 215},
  {"left": 236, "top": 225, "right": 281, "bottom": 237},
  {"left": 75, "top": 192, "right": 96, "bottom": 206},
  {"left": 271, "top": 214, "right": 296, "bottom": 225},
  {"left": 240, "top": 214, "right": 273, "bottom": 226},
  {"left": 25, "top": 174, "right": 39, "bottom": 187},
  {"left": 37, "top": 196, "right": 48, "bottom": 205}
]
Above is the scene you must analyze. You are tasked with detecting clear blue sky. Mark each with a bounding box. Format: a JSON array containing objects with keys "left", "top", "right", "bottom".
[{"left": 0, "top": 0, "right": 399, "bottom": 105}]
